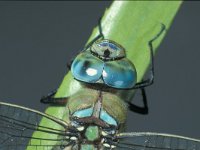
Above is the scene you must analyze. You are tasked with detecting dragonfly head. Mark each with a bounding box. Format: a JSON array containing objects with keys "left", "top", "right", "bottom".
[{"left": 91, "top": 39, "right": 126, "bottom": 61}]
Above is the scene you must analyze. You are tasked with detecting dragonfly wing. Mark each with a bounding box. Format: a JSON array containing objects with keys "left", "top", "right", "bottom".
[
  {"left": 2, "top": 145, "right": 73, "bottom": 150},
  {"left": 114, "top": 132, "right": 200, "bottom": 150},
  {"left": 0, "top": 102, "right": 72, "bottom": 150}
]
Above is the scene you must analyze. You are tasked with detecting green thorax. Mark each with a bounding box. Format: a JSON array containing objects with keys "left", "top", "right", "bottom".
[
  {"left": 85, "top": 126, "right": 99, "bottom": 141},
  {"left": 67, "top": 87, "right": 127, "bottom": 128}
]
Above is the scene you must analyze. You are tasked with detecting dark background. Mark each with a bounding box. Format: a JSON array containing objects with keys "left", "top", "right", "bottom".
[{"left": 0, "top": 2, "right": 199, "bottom": 139}]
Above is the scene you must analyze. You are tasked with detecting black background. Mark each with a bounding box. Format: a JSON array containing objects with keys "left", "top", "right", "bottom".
[{"left": 0, "top": 2, "right": 199, "bottom": 139}]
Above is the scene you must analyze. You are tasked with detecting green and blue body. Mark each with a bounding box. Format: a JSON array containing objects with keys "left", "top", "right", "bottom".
[
  {"left": 0, "top": 1, "right": 184, "bottom": 150},
  {"left": 29, "top": 1, "right": 182, "bottom": 149},
  {"left": 30, "top": 79, "right": 128, "bottom": 149}
]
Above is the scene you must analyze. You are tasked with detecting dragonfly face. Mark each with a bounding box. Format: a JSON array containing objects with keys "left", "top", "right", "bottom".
[{"left": 71, "top": 39, "right": 137, "bottom": 89}]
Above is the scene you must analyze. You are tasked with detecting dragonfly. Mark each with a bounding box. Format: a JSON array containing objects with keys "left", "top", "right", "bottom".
[
  {"left": 40, "top": 18, "right": 166, "bottom": 115},
  {"left": 1, "top": 16, "right": 198, "bottom": 150}
]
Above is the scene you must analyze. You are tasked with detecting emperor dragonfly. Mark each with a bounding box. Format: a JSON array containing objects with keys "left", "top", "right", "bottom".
[
  {"left": 0, "top": 2, "right": 199, "bottom": 149},
  {"left": 1, "top": 24, "right": 200, "bottom": 150},
  {"left": 40, "top": 18, "right": 166, "bottom": 115}
]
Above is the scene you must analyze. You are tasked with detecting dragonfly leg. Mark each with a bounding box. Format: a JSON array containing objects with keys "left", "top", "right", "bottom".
[
  {"left": 66, "top": 17, "right": 105, "bottom": 70},
  {"left": 41, "top": 16, "right": 106, "bottom": 106},
  {"left": 132, "top": 23, "right": 166, "bottom": 89},
  {"left": 128, "top": 87, "right": 148, "bottom": 115},
  {"left": 67, "top": 59, "right": 73, "bottom": 70},
  {"left": 40, "top": 89, "right": 68, "bottom": 106},
  {"left": 82, "top": 17, "right": 105, "bottom": 51}
]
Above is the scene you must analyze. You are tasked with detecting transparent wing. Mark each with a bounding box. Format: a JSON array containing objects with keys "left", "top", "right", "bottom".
[
  {"left": 114, "top": 132, "right": 200, "bottom": 150},
  {"left": 0, "top": 102, "right": 73, "bottom": 150},
  {"left": 2, "top": 145, "right": 73, "bottom": 150}
]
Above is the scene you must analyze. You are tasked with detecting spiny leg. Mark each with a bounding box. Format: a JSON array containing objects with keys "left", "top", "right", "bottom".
[
  {"left": 40, "top": 90, "right": 68, "bottom": 106},
  {"left": 67, "top": 17, "right": 105, "bottom": 69},
  {"left": 128, "top": 87, "right": 148, "bottom": 115},
  {"left": 41, "top": 18, "right": 105, "bottom": 105},
  {"left": 128, "top": 24, "right": 166, "bottom": 114},
  {"left": 81, "top": 16, "right": 105, "bottom": 52},
  {"left": 133, "top": 23, "right": 166, "bottom": 89}
]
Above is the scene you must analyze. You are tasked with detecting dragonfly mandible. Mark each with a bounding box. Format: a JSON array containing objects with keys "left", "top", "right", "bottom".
[{"left": 40, "top": 18, "right": 166, "bottom": 115}]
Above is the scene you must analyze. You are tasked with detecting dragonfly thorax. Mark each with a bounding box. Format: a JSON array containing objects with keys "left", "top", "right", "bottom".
[
  {"left": 66, "top": 96, "right": 120, "bottom": 149},
  {"left": 91, "top": 39, "right": 126, "bottom": 61}
]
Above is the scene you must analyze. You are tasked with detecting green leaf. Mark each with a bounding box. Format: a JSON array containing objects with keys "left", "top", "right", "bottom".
[{"left": 27, "top": 1, "right": 182, "bottom": 149}]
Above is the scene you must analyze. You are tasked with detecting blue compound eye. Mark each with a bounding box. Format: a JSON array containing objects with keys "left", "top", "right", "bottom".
[
  {"left": 91, "top": 39, "right": 125, "bottom": 60},
  {"left": 103, "top": 58, "right": 137, "bottom": 88},
  {"left": 100, "top": 109, "right": 117, "bottom": 126},
  {"left": 71, "top": 51, "right": 104, "bottom": 83},
  {"left": 73, "top": 107, "right": 93, "bottom": 118}
]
